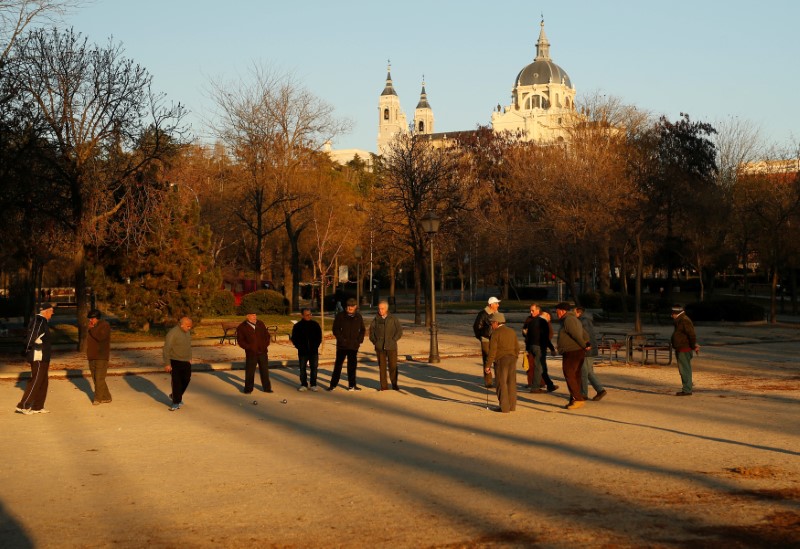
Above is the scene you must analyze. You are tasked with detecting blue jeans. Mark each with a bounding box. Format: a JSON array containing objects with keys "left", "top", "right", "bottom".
[
  {"left": 580, "top": 356, "right": 604, "bottom": 398},
  {"left": 298, "top": 352, "right": 319, "bottom": 387},
  {"left": 676, "top": 351, "right": 693, "bottom": 393}
]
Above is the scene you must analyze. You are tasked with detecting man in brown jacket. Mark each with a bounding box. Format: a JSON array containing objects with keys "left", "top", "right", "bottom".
[
  {"left": 485, "top": 312, "right": 520, "bottom": 413},
  {"left": 87, "top": 309, "right": 112, "bottom": 405},
  {"left": 236, "top": 310, "right": 272, "bottom": 394},
  {"left": 555, "top": 302, "right": 590, "bottom": 410},
  {"left": 670, "top": 304, "right": 699, "bottom": 396}
]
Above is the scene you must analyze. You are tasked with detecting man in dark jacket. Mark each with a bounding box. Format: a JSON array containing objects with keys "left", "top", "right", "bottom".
[
  {"left": 576, "top": 307, "right": 606, "bottom": 401},
  {"left": 670, "top": 305, "right": 699, "bottom": 396},
  {"left": 328, "top": 298, "right": 365, "bottom": 391},
  {"left": 523, "top": 303, "right": 558, "bottom": 393},
  {"left": 16, "top": 303, "right": 55, "bottom": 414},
  {"left": 290, "top": 308, "right": 323, "bottom": 391},
  {"left": 369, "top": 300, "right": 403, "bottom": 391},
  {"left": 236, "top": 311, "right": 272, "bottom": 394},
  {"left": 87, "top": 309, "right": 112, "bottom": 405},
  {"left": 555, "top": 302, "right": 590, "bottom": 410},
  {"left": 473, "top": 297, "right": 500, "bottom": 388}
]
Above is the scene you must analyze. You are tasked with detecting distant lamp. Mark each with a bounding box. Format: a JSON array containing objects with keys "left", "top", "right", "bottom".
[{"left": 420, "top": 211, "right": 440, "bottom": 363}]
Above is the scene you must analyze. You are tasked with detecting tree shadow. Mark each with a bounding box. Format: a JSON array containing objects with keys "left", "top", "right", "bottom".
[{"left": 0, "top": 499, "right": 33, "bottom": 549}]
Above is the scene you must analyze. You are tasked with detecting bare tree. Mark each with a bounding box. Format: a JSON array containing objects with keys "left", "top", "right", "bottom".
[
  {"left": 9, "top": 27, "right": 186, "bottom": 348},
  {"left": 0, "top": 0, "right": 85, "bottom": 61},
  {"left": 207, "top": 64, "right": 350, "bottom": 309}
]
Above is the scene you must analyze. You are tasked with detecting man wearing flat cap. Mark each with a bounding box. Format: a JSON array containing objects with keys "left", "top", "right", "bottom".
[
  {"left": 670, "top": 305, "right": 699, "bottom": 396},
  {"left": 555, "top": 302, "right": 590, "bottom": 410},
  {"left": 473, "top": 297, "right": 501, "bottom": 388},
  {"left": 15, "top": 303, "right": 55, "bottom": 414},
  {"left": 87, "top": 309, "right": 112, "bottom": 405},
  {"left": 236, "top": 309, "right": 273, "bottom": 394},
  {"left": 485, "top": 312, "right": 520, "bottom": 412}
]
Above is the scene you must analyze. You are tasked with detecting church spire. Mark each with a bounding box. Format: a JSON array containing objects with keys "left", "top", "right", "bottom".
[
  {"left": 381, "top": 60, "right": 397, "bottom": 96},
  {"left": 534, "top": 18, "right": 551, "bottom": 61},
  {"left": 416, "top": 76, "right": 431, "bottom": 109}
]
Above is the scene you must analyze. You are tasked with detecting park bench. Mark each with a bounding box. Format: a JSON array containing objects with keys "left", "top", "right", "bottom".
[
  {"left": 596, "top": 336, "right": 622, "bottom": 363},
  {"left": 220, "top": 321, "right": 278, "bottom": 345},
  {"left": 639, "top": 339, "right": 673, "bottom": 365}
]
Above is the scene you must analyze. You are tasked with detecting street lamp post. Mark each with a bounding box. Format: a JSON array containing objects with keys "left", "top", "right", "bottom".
[
  {"left": 420, "top": 211, "right": 440, "bottom": 363},
  {"left": 354, "top": 244, "right": 363, "bottom": 306}
]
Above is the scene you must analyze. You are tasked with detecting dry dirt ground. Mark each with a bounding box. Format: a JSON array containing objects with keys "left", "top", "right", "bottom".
[{"left": 1, "top": 319, "right": 799, "bottom": 548}]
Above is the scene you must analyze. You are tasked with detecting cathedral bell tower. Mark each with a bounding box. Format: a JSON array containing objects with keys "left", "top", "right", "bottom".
[
  {"left": 377, "top": 63, "right": 408, "bottom": 154},
  {"left": 413, "top": 79, "right": 434, "bottom": 135}
]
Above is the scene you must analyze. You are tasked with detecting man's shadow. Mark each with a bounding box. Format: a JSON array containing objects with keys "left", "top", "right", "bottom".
[
  {"left": 214, "top": 370, "right": 245, "bottom": 392},
  {"left": 67, "top": 373, "right": 94, "bottom": 402},
  {"left": 123, "top": 374, "right": 171, "bottom": 405}
]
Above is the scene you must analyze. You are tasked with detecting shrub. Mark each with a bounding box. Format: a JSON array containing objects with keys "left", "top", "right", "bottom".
[
  {"left": 685, "top": 299, "right": 765, "bottom": 322},
  {"left": 206, "top": 290, "right": 235, "bottom": 316},
  {"left": 600, "top": 292, "right": 635, "bottom": 313},
  {"left": 237, "top": 289, "right": 289, "bottom": 315},
  {"left": 578, "top": 292, "right": 602, "bottom": 308}
]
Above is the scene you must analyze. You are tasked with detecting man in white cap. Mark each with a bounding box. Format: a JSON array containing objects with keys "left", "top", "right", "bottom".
[
  {"left": 670, "top": 304, "right": 699, "bottom": 396},
  {"left": 15, "top": 303, "right": 55, "bottom": 414},
  {"left": 473, "top": 297, "right": 500, "bottom": 387}
]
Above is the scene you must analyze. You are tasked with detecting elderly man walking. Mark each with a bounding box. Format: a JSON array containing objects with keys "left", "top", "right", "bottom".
[
  {"left": 15, "top": 303, "right": 55, "bottom": 415},
  {"left": 485, "top": 312, "right": 520, "bottom": 413},
  {"left": 555, "top": 302, "right": 590, "bottom": 410},
  {"left": 369, "top": 300, "right": 403, "bottom": 391},
  {"left": 163, "top": 317, "right": 193, "bottom": 411}
]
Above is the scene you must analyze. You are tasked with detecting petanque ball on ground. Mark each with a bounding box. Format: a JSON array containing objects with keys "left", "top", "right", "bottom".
[
  {"left": 281, "top": 399, "right": 288, "bottom": 404},
  {"left": 252, "top": 400, "right": 257, "bottom": 405}
]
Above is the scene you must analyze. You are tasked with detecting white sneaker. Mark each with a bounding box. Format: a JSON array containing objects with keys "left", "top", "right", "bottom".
[
  {"left": 310, "top": 386, "right": 318, "bottom": 392},
  {"left": 31, "top": 409, "right": 50, "bottom": 414},
  {"left": 298, "top": 386, "right": 308, "bottom": 392},
  {"left": 15, "top": 407, "right": 32, "bottom": 415}
]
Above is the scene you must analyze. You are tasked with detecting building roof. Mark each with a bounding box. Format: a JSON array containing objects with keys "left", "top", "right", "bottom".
[{"left": 515, "top": 19, "right": 572, "bottom": 88}]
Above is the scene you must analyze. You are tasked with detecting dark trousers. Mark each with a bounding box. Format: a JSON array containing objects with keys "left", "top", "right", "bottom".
[
  {"left": 17, "top": 360, "right": 49, "bottom": 411},
  {"left": 562, "top": 349, "right": 586, "bottom": 402},
  {"left": 170, "top": 360, "right": 192, "bottom": 404},
  {"left": 298, "top": 352, "right": 319, "bottom": 387},
  {"left": 494, "top": 354, "right": 518, "bottom": 412},
  {"left": 330, "top": 348, "right": 358, "bottom": 389},
  {"left": 89, "top": 359, "right": 111, "bottom": 401},
  {"left": 244, "top": 351, "right": 271, "bottom": 392},
  {"left": 376, "top": 349, "right": 399, "bottom": 390},
  {"left": 480, "top": 339, "right": 493, "bottom": 387}
]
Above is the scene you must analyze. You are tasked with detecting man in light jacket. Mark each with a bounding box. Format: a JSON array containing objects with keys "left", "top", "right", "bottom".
[{"left": 369, "top": 300, "right": 403, "bottom": 391}]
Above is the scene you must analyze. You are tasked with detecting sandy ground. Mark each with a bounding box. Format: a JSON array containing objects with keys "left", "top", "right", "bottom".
[{"left": 1, "top": 315, "right": 799, "bottom": 548}]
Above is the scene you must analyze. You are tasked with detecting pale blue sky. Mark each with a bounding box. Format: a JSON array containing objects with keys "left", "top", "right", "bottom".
[{"left": 59, "top": 0, "right": 799, "bottom": 153}]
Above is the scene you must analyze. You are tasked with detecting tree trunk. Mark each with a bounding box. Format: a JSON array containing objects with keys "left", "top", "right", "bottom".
[
  {"left": 634, "top": 234, "right": 644, "bottom": 332},
  {"left": 74, "top": 245, "right": 89, "bottom": 352}
]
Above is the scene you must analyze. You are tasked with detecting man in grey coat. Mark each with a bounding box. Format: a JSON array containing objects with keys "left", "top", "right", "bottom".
[
  {"left": 163, "top": 317, "right": 193, "bottom": 411},
  {"left": 369, "top": 300, "right": 404, "bottom": 391}
]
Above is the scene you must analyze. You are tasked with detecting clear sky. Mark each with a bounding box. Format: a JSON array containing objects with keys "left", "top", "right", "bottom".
[{"left": 57, "top": 0, "right": 799, "bottom": 153}]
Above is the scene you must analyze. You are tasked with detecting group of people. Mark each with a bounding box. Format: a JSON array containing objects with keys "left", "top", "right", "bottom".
[
  {"left": 474, "top": 297, "right": 698, "bottom": 413},
  {"left": 14, "top": 295, "right": 698, "bottom": 415}
]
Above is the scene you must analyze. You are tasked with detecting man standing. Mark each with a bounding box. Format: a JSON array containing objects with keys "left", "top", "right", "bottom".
[
  {"left": 473, "top": 297, "right": 500, "bottom": 388},
  {"left": 485, "top": 313, "right": 520, "bottom": 413},
  {"left": 291, "top": 308, "right": 322, "bottom": 391},
  {"left": 523, "top": 303, "right": 559, "bottom": 394},
  {"left": 328, "top": 298, "right": 365, "bottom": 391},
  {"left": 369, "top": 300, "right": 403, "bottom": 391},
  {"left": 576, "top": 307, "right": 606, "bottom": 401},
  {"left": 236, "top": 310, "right": 273, "bottom": 394},
  {"left": 555, "top": 302, "right": 590, "bottom": 410},
  {"left": 87, "top": 309, "right": 112, "bottom": 405},
  {"left": 163, "top": 317, "right": 193, "bottom": 411},
  {"left": 670, "top": 304, "right": 699, "bottom": 396},
  {"left": 15, "top": 303, "right": 55, "bottom": 414}
]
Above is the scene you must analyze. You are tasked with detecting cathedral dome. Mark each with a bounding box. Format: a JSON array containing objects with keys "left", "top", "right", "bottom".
[
  {"left": 515, "top": 19, "right": 573, "bottom": 89},
  {"left": 515, "top": 60, "right": 571, "bottom": 88}
]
